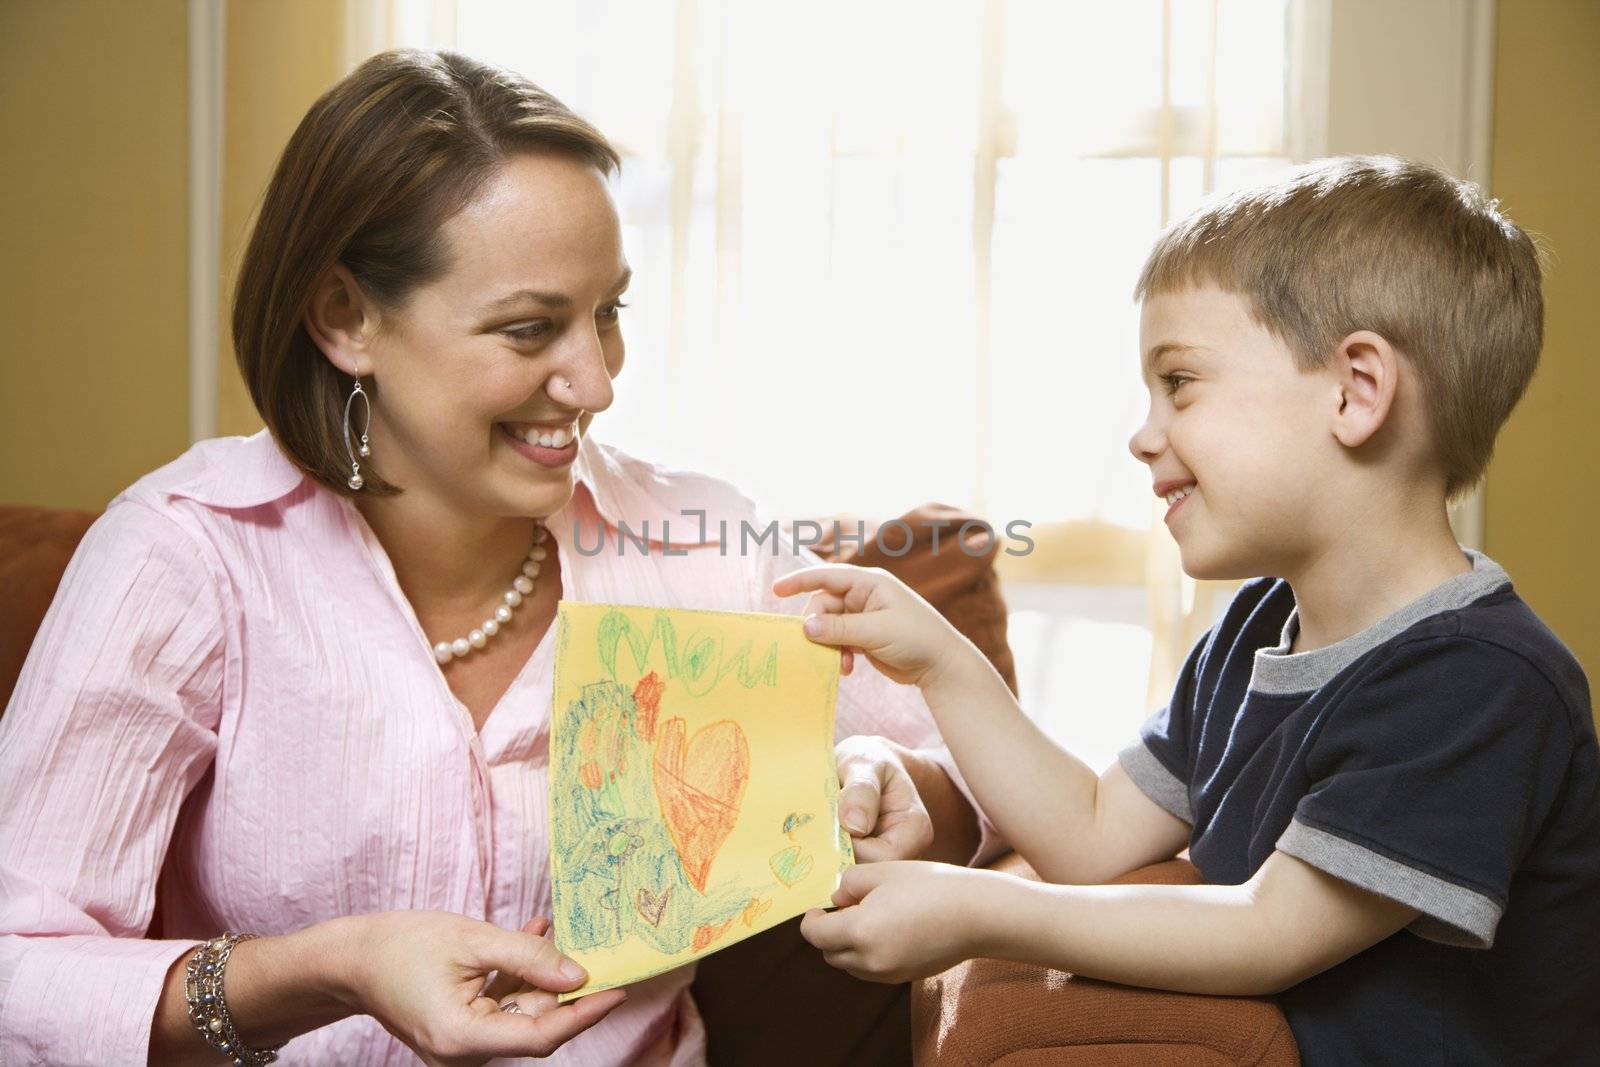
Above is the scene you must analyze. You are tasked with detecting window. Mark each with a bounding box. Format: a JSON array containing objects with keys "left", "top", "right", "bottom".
[{"left": 374, "top": 0, "right": 1311, "bottom": 768}]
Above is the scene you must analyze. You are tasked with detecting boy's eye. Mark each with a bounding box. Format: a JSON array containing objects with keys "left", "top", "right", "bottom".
[
  {"left": 1161, "top": 373, "right": 1191, "bottom": 397},
  {"left": 599, "top": 299, "right": 629, "bottom": 322}
]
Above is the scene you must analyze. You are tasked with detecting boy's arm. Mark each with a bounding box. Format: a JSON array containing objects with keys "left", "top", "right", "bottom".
[
  {"left": 779, "top": 563, "right": 1191, "bottom": 883},
  {"left": 988, "top": 849, "right": 1420, "bottom": 994},
  {"left": 805, "top": 849, "right": 1420, "bottom": 996},
  {"left": 901, "top": 638, "right": 1192, "bottom": 884}
]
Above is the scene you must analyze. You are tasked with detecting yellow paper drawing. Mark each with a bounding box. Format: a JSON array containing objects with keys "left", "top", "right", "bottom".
[{"left": 549, "top": 601, "right": 852, "bottom": 1001}]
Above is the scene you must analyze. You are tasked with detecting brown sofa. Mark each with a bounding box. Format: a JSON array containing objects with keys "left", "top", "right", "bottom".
[
  {"left": 0, "top": 501, "right": 1296, "bottom": 1065},
  {"left": 912, "top": 853, "right": 1299, "bottom": 1067}
]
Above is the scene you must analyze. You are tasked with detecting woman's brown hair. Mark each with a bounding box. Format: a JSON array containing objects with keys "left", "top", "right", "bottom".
[{"left": 232, "top": 48, "right": 621, "bottom": 495}]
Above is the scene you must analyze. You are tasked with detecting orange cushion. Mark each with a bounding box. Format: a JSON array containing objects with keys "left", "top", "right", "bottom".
[
  {"left": 912, "top": 857, "right": 1300, "bottom": 1066},
  {"left": 0, "top": 505, "right": 98, "bottom": 710}
]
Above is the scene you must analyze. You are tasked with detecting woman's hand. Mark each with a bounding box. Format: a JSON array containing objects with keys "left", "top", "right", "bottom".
[
  {"left": 799, "top": 861, "right": 997, "bottom": 984},
  {"left": 772, "top": 564, "right": 980, "bottom": 698},
  {"left": 334, "top": 910, "right": 625, "bottom": 1066},
  {"left": 836, "top": 735, "right": 934, "bottom": 862},
  {"left": 480, "top": 916, "right": 591, "bottom": 1017}
]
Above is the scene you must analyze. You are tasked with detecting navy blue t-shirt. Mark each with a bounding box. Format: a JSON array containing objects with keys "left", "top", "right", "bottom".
[{"left": 1119, "top": 547, "right": 1600, "bottom": 1066}]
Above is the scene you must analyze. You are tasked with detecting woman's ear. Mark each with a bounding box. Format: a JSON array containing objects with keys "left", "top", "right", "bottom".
[
  {"left": 1329, "top": 330, "right": 1400, "bottom": 449},
  {"left": 304, "top": 263, "right": 381, "bottom": 377}
]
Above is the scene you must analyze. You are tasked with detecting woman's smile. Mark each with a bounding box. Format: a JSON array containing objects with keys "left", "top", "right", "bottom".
[{"left": 498, "top": 419, "right": 580, "bottom": 468}]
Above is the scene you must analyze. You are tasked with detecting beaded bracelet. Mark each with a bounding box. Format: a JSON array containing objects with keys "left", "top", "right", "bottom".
[{"left": 183, "top": 933, "right": 283, "bottom": 1066}]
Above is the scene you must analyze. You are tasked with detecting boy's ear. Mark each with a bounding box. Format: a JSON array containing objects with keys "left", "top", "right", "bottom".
[
  {"left": 1328, "top": 330, "right": 1400, "bottom": 449},
  {"left": 304, "top": 263, "right": 382, "bottom": 377}
]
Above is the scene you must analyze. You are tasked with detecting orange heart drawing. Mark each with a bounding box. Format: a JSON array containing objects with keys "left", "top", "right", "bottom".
[{"left": 652, "top": 717, "right": 750, "bottom": 893}]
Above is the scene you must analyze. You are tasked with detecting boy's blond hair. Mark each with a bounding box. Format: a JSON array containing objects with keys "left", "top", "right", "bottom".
[{"left": 1135, "top": 155, "right": 1543, "bottom": 502}]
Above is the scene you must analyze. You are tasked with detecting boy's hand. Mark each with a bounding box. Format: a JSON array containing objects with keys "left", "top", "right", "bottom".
[
  {"left": 799, "top": 862, "right": 996, "bottom": 984},
  {"left": 772, "top": 564, "right": 979, "bottom": 698},
  {"left": 835, "top": 735, "right": 934, "bottom": 863}
]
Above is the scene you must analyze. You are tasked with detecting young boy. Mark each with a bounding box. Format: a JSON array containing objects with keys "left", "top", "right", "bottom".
[{"left": 776, "top": 156, "right": 1600, "bottom": 1065}]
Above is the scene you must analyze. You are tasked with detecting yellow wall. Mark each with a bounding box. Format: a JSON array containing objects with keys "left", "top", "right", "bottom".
[
  {"left": 0, "top": 0, "right": 190, "bottom": 510},
  {"left": 1487, "top": 0, "right": 1600, "bottom": 715}
]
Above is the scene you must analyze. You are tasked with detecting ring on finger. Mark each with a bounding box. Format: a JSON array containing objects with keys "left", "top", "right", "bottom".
[{"left": 499, "top": 999, "right": 524, "bottom": 1014}]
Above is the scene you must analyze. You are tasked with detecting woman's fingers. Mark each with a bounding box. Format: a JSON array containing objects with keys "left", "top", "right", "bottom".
[
  {"left": 849, "top": 758, "right": 933, "bottom": 863},
  {"left": 466, "top": 924, "right": 587, "bottom": 993},
  {"left": 360, "top": 912, "right": 614, "bottom": 1065},
  {"left": 836, "top": 756, "right": 884, "bottom": 838},
  {"left": 481, "top": 916, "right": 556, "bottom": 1001},
  {"left": 496, "top": 988, "right": 559, "bottom": 1015},
  {"left": 480, "top": 970, "right": 517, "bottom": 1003},
  {"left": 457, "top": 988, "right": 627, "bottom": 1061}
]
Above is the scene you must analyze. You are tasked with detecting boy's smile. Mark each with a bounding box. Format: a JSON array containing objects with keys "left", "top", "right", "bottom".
[{"left": 1130, "top": 285, "right": 1337, "bottom": 582}]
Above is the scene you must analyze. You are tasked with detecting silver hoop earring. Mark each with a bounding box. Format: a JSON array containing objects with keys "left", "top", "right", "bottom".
[{"left": 343, "top": 375, "right": 371, "bottom": 490}]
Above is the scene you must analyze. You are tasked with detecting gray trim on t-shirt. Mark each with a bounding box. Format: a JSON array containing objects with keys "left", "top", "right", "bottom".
[
  {"left": 1117, "top": 742, "right": 1193, "bottom": 823},
  {"left": 1249, "top": 546, "right": 1511, "bottom": 695},
  {"left": 1119, "top": 546, "right": 1515, "bottom": 939},
  {"left": 1277, "top": 819, "right": 1502, "bottom": 948}
]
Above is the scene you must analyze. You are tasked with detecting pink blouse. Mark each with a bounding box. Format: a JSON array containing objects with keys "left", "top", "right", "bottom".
[{"left": 0, "top": 430, "right": 997, "bottom": 1065}]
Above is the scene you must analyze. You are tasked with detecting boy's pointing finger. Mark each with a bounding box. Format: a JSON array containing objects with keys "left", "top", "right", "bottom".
[{"left": 772, "top": 564, "right": 878, "bottom": 599}]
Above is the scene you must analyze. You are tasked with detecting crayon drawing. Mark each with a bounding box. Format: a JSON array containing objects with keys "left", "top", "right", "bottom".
[{"left": 550, "top": 601, "right": 852, "bottom": 1000}]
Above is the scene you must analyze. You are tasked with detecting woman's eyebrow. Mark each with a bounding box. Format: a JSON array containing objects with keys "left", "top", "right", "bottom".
[{"left": 478, "top": 266, "right": 633, "bottom": 313}]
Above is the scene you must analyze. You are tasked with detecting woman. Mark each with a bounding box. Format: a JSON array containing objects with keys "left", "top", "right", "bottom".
[{"left": 0, "top": 50, "right": 994, "bottom": 1066}]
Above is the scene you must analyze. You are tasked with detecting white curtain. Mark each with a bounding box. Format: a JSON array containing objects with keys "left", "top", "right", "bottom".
[
  {"left": 357, "top": 0, "right": 1308, "bottom": 767},
  {"left": 372, "top": 0, "right": 1295, "bottom": 519}
]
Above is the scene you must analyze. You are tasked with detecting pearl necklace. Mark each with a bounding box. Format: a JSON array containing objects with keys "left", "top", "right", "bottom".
[{"left": 432, "top": 524, "right": 549, "bottom": 664}]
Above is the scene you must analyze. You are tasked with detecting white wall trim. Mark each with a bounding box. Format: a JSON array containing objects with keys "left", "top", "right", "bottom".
[
  {"left": 344, "top": 0, "right": 390, "bottom": 74},
  {"left": 1315, "top": 0, "right": 1497, "bottom": 550},
  {"left": 1455, "top": 0, "right": 1497, "bottom": 551},
  {"left": 1287, "top": 0, "right": 1332, "bottom": 161},
  {"left": 187, "top": 0, "right": 224, "bottom": 444},
  {"left": 1462, "top": 0, "right": 1498, "bottom": 190}
]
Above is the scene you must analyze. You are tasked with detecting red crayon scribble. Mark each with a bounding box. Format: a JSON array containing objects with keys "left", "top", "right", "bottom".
[
  {"left": 578, "top": 720, "right": 599, "bottom": 759},
  {"left": 692, "top": 917, "right": 735, "bottom": 952},
  {"left": 633, "top": 672, "right": 665, "bottom": 741},
  {"left": 579, "top": 761, "right": 602, "bottom": 791}
]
